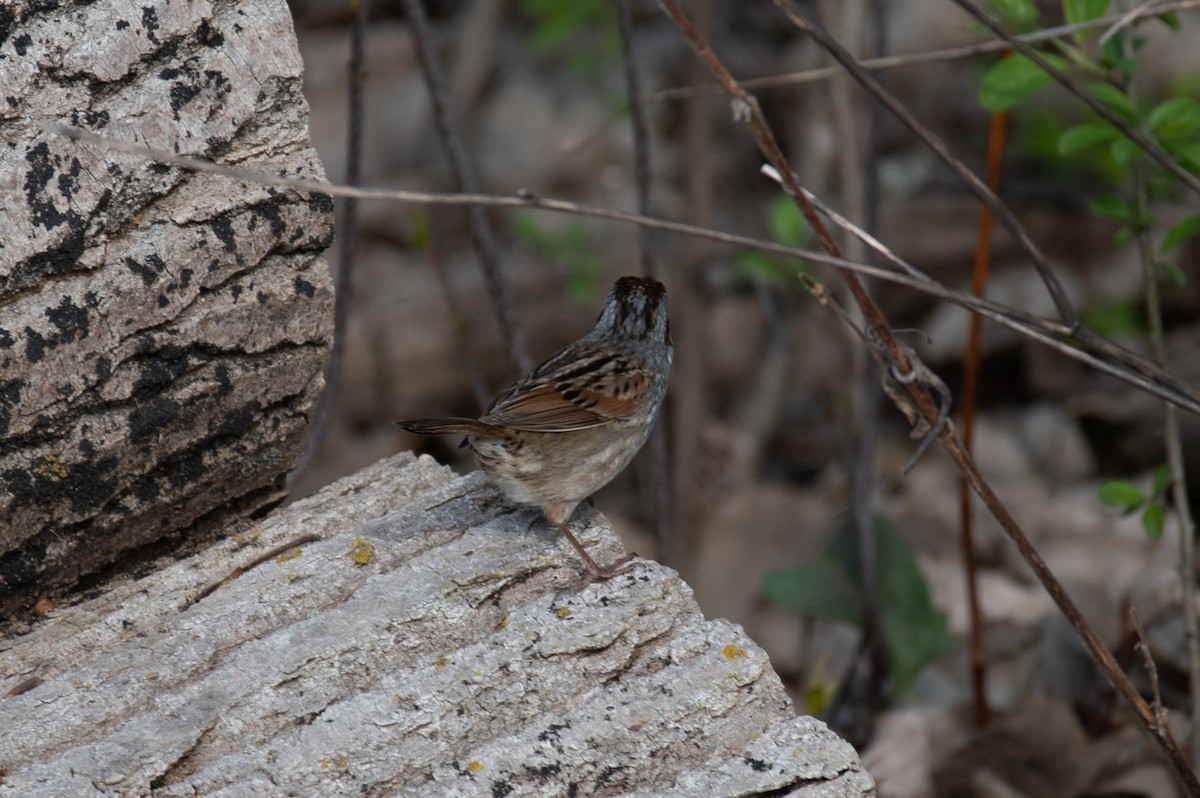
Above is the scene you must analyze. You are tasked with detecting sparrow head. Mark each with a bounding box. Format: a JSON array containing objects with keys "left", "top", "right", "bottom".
[{"left": 592, "top": 276, "right": 671, "bottom": 345}]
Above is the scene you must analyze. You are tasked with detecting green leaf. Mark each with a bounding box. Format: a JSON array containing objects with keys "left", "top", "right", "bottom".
[
  {"left": 1064, "top": 0, "right": 1109, "bottom": 25},
  {"left": 509, "top": 211, "right": 545, "bottom": 244},
  {"left": 980, "top": 53, "right": 1066, "bottom": 111},
  {"left": 1169, "top": 140, "right": 1200, "bottom": 172},
  {"left": 1152, "top": 463, "right": 1172, "bottom": 496},
  {"left": 737, "top": 251, "right": 786, "bottom": 282},
  {"left": 1142, "top": 504, "right": 1165, "bottom": 538},
  {"left": 1082, "top": 299, "right": 1140, "bottom": 336},
  {"left": 986, "top": 0, "right": 1039, "bottom": 28},
  {"left": 761, "top": 566, "right": 862, "bottom": 624},
  {"left": 1087, "top": 82, "right": 1138, "bottom": 120},
  {"left": 1098, "top": 479, "right": 1146, "bottom": 508},
  {"left": 763, "top": 518, "right": 952, "bottom": 693},
  {"left": 409, "top": 210, "right": 432, "bottom": 253},
  {"left": 1149, "top": 97, "right": 1200, "bottom": 138},
  {"left": 768, "top": 194, "right": 808, "bottom": 246},
  {"left": 1088, "top": 192, "right": 1131, "bottom": 221},
  {"left": 1156, "top": 11, "right": 1181, "bottom": 31},
  {"left": 1163, "top": 263, "right": 1189, "bottom": 287},
  {"left": 825, "top": 519, "right": 952, "bottom": 693},
  {"left": 1161, "top": 215, "right": 1200, "bottom": 252},
  {"left": 1058, "top": 121, "right": 1119, "bottom": 154},
  {"left": 1109, "top": 135, "right": 1142, "bottom": 165}
]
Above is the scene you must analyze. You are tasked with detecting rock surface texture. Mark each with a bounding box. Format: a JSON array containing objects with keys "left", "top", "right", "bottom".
[
  {"left": 0, "top": 0, "right": 335, "bottom": 610},
  {"left": 0, "top": 453, "right": 875, "bottom": 797}
]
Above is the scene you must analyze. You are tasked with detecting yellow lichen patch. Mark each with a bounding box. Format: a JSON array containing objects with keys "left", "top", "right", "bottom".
[
  {"left": 275, "top": 547, "right": 304, "bottom": 563},
  {"left": 497, "top": 617, "right": 509, "bottom": 629},
  {"left": 434, "top": 656, "right": 452, "bottom": 670},
  {"left": 348, "top": 538, "right": 376, "bottom": 567},
  {"left": 144, "top": 672, "right": 158, "bottom": 680},
  {"left": 722, "top": 644, "right": 747, "bottom": 661},
  {"left": 36, "top": 455, "right": 68, "bottom": 479},
  {"left": 319, "top": 757, "right": 349, "bottom": 769},
  {"left": 466, "top": 760, "right": 484, "bottom": 773},
  {"left": 556, "top": 606, "right": 572, "bottom": 619}
]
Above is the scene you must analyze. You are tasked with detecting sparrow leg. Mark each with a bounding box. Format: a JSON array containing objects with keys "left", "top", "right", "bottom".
[{"left": 543, "top": 502, "right": 636, "bottom": 590}]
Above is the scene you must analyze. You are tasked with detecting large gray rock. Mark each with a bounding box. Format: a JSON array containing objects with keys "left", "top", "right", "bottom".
[
  {"left": 0, "top": 452, "right": 875, "bottom": 797},
  {"left": 0, "top": 0, "right": 335, "bottom": 611}
]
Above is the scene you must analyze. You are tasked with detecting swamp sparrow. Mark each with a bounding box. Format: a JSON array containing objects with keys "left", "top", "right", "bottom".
[{"left": 397, "top": 276, "right": 672, "bottom": 586}]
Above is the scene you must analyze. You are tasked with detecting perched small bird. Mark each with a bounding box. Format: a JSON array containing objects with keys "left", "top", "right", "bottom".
[{"left": 397, "top": 276, "right": 672, "bottom": 587}]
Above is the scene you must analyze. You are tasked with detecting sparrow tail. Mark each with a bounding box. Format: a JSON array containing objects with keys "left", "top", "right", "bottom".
[{"left": 395, "top": 418, "right": 502, "bottom": 438}]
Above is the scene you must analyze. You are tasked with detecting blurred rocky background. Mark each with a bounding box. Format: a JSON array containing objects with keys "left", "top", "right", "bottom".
[{"left": 286, "top": 2, "right": 1200, "bottom": 795}]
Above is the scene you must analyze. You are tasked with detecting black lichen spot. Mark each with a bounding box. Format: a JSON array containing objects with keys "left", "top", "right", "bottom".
[
  {"left": 160, "top": 445, "right": 206, "bottom": 490},
  {"left": 0, "top": 378, "right": 23, "bottom": 437},
  {"left": 157, "top": 294, "right": 169, "bottom": 308},
  {"left": 215, "top": 404, "right": 255, "bottom": 439},
  {"left": 56, "top": 156, "right": 82, "bottom": 200},
  {"left": 24, "top": 327, "right": 46, "bottom": 364},
  {"left": 525, "top": 763, "right": 561, "bottom": 779},
  {"left": 179, "top": 268, "right": 193, "bottom": 289},
  {"left": 59, "top": 455, "right": 121, "bottom": 515},
  {"left": 95, "top": 357, "right": 112, "bottom": 380},
  {"left": 214, "top": 365, "right": 232, "bottom": 398},
  {"left": 744, "top": 757, "right": 771, "bottom": 772},
  {"left": 159, "top": 66, "right": 179, "bottom": 80},
  {"left": 0, "top": 7, "right": 17, "bottom": 45},
  {"left": 132, "top": 344, "right": 192, "bottom": 394},
  {"left": 229, "top": 285, "right": 243, "bottom": 301},
  {"left": 195, "top": 18, "right": 223, "bottom": 47},
  {"left": 256, "top": 291, "right": 269, "bottom": 306},
  {"left": 210, "top": 217, "right": 236, "bottom": 252},
  {"left": 45, "top": 295, "right": 89, "bottom": 343},
  {"left": 116, "top": 18, "right": 130, "bottom": 30},
  {"left": 9, "top": 224, "right": 86, "bottom": 294},
  {"left": 141, "top": 5, "right": 160, "bottom": 45},
  {"left": 490, "top": 781, "right": 513, "bottom": 798},
  {"left": 24, "top": 142, "right": 73, "bottom": 231},
  {"left": 12, "top": 33, "right": 31, "bottom": 55},
  {"left": 1, "top": 467, "right": 33, "bottom": 510},
  {"left": 129, "top": 395, "right": 180, "bottom": 445},
  {"left": 131, "top": 472, "right": 160, "bottom": 503},
  {"left": 253, "top": 200, "right": 286, "bottom": 237},
  {"left": 0, "top": 538, "right": 47, "bottom": 603},
  {"left": 293, "top": 276, "right": 315, "bottom": 298},
  {"left": 308, "top": 192, "right": 335, "bottom": 216},
  {"left": 0, "top": 328, "right": 12, "bottom": 349},
  {"left": 537, "top": 723, "right": 569, "bottom": 744},
  {"left": 169, "top": 80, "right": 202, "bottom": 119},
  {"left": 124, "top": 254, "right": 166, "bottom": 286}
]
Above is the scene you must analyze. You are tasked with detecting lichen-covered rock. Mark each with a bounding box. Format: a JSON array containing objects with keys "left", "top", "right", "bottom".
[
  {"left": 0, "top": 453, "right": 874, "bottom": 796},
  {"left": 0, "top": 0, "right": 335, "bottom": 611}
]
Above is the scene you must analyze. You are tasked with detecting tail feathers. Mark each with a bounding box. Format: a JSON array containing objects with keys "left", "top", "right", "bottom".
[{"left": 395, "top": 418, "right": 501, "bottom": 437}]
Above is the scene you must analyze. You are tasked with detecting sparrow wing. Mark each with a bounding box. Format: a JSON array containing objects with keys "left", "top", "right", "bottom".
[{"left": 482, "top": 344, "right": 652, "bottom": 433}]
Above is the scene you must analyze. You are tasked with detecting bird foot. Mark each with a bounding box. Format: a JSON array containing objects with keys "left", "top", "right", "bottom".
[{"left": 568, "top": 552, "right": 639, "bottom": 593}]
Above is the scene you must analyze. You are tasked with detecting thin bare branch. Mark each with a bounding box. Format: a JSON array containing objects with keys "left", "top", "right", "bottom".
[
  {"left": 648, "top": 0, "right": 1200, "bottom": 100},
  {"left": 772, "top": 0, "right": 1078, "bottom": 327},
  {"left": 294, "top": 0, "right": 368, "bottom": 487},
  {"left": 402, "top": 0, "right": 531, "bottom": 373},
  {"left": 618, "top": 0, "right": 656, "bottom": 278},
  {"left": 50, "top": 125, "right": 1200, "bottom": 416}
]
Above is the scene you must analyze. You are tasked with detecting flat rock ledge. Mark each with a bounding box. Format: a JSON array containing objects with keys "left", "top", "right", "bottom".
[{"left": 0, "top": 453, "right": 874, "bottom": 797}]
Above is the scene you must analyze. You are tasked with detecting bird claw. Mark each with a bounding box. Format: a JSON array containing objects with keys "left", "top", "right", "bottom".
[{"left": 557, "top": 552, "right": 639, "bottom": 597}]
